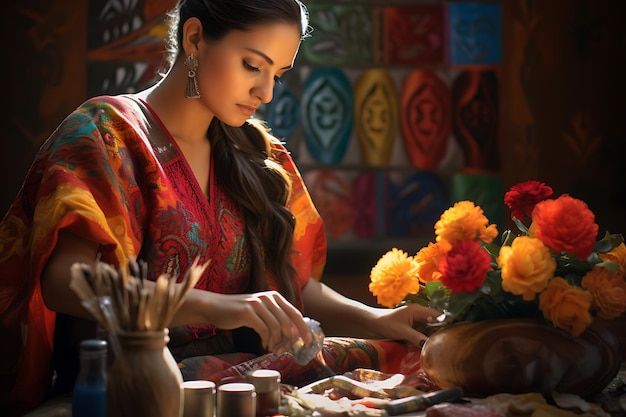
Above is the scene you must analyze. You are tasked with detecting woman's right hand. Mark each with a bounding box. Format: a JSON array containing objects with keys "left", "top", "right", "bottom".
[{"left": 182, "top": 289, "right": 313, "bottom": 355}]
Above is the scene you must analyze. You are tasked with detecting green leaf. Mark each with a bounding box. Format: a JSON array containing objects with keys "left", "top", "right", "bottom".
[
  {"left": 402, "top": 291, "right": 431, "bottom": 307},
  {"left": 482, "top": 270, "right": 503, "bottom": 298},
  {"left": 595, "top": 261, "right": 620, "bottom": 274},
  {"left": 482, "top": 242, "right": 501, "bottom": 260},
  {"left": 512, "top": 218, "right": 529, "bottom": 234},
  {"left": 424, "top": 281, "right": 443, "bottom": 299},
  {"left": 446, "top": 291, "right": 483, "bottom": 317},
  {"left": 501, "top": 229, "right": 517, "bottom": 247},
  {"left": 595, "top": 232, "right": 624, "bottom": 253},
  {"left": 427, "top": 287, "right": 450, "bottom": 311}
]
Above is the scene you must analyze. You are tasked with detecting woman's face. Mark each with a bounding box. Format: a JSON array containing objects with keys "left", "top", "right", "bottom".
[{"left": 196, "top": 22, "right": 302, "bottom": 127}]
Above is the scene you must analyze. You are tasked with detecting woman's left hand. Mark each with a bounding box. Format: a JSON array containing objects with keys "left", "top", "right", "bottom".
[
  {"left": 302, "top": 279, "right": 441, "bottom": 347},
  {"left": 368, "top": 303, "right": 442, "bottom": 347}
]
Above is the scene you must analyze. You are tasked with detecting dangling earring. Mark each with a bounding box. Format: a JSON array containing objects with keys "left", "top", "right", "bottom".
[{"left": 184, "top": 54, "right": 201, "bottom": 99}]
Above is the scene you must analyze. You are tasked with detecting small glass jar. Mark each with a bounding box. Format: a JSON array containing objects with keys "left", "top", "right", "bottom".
[
  {"left": 182, "top": 380, "right": 216, "bottom": 417},
  {"left": 246, "top": 370, "right": 281, "bottom": 417},
  {"left": 216, "top": 382, "right": 256, "bottom": 417}
]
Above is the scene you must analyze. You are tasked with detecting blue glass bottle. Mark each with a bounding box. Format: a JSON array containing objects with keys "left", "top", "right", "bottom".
[{"left": 72, "top": 339, "right": 107, "bottom": 417}]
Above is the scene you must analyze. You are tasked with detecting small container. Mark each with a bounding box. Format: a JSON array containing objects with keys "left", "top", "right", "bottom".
[
  {"left": 216, "top": 382, "right": 256, "bottom": 417},
  {"left": 246, "top": 370, "right": 281, "bottom": 417},
  {"left": 107, "top": 330, "right": 183, "bottom": 417},
  {"left": 182, "top": 380, "right": 216, "bottom": 417},
  {"left": 72, "top": 339, "right": 108, "bottom": 417},
  {"left": 291, "top": 317, "right": 325, "bottom": 365}
]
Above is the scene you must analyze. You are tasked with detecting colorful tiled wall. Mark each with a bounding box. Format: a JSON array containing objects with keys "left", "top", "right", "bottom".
[{"left": 256, "top": 1, "right": 505, "bottom": 243}]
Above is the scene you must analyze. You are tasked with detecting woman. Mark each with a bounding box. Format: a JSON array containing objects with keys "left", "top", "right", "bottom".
[{"left": 0, "top": 0, "right": 439, "bottom": 415}]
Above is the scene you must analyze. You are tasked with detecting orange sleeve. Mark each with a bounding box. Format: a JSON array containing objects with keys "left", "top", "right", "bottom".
[{"left": 272, "top": 141, "right": 327, "bottom": 288}]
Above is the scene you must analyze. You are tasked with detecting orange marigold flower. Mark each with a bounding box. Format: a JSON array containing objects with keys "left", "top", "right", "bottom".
[
  {"left": 434, "top": 201, "right": 498, "bottom": 252},
  {"left": 415, "top": 242, "right": 445, "bottom": 283},
  {"left": 599, "top": 242, "right": 626, "bottom": 277},
  {"left": 439, "top": 240, "right": 491, "bottom": 293},
  {"left": 504, "top": 180, "right": 553, "bottom": 220},
  {"left": 527, "top": 221, "right": 537, "bottom": 238},
  {"left": 369, "top": 248, "right": 420, "bottom": 308},
  {"left": 497, "top": 236, "right": 556, "bottom": 301},
  {"left": 533, "top": 195, "right": 599, "bottom": 260},
  {"left": 581, "top": 267, "right": 626, "bottom": 320},
  {"left": 539, "top": 277, "right": 593, "bottom": 336}
]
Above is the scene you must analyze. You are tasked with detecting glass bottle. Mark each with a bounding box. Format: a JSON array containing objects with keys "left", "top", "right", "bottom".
[
  {"left": 291, "top": 317, "right": 325, "bottom": 365},
  {"left": 72, "top": 339, "right": 108, "bottom": 417}
]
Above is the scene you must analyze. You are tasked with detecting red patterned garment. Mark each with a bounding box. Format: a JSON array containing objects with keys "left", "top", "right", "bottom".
[{"left": 0, "top": 95, "right": 428, "bottom": 416}]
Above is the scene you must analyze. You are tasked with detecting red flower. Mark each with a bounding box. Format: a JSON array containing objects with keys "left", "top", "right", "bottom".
[
  {"left": 533, "top": 194, "right": 599, "bottom": 260},
  {"left": 439, "top": 240, "right": 492, "bottom": 292},
  {"left": 504, "top": 180, "right": 553, "bottom": 220}
]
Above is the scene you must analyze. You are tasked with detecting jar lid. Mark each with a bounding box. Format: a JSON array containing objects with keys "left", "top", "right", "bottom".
[
  {"left": 182, "top": 380, "right": 216, "bottom": 391},
  {"left": 217, "top": 383, "right": 255, "bottom": 417},
  {"left": 218, "top": 382, "right": 255, "bottom": 394},
  {"left": 246, "top": 370, "right": 281, "bottom": 392}
]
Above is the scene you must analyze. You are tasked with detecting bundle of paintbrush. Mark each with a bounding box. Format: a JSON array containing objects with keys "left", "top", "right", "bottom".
[{"left": 69, "top": 256, "right": 210, "bottom": 356}]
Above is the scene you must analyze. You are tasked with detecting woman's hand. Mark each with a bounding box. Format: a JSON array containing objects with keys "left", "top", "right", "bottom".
[
  {"left": 368, "top": 303, "right": 442, "bottom": 347},
  {"left": 301, "top": 278, "right": 441, "bottom": 347},
  {"left": 182, "top": 289, "right": 312, "bottom": 355}
]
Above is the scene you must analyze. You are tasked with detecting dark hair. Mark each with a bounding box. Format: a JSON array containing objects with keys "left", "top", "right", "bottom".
[
  {"left": 164, "top": 0, "right": 310, "bottom": 68},
  {"left": 165, "top": 0, "right": 311, "bottom": 307}
]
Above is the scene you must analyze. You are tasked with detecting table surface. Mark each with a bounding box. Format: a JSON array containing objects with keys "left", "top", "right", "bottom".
[{"left": 22, "top": 365, "right": 626, "bottom": 417}]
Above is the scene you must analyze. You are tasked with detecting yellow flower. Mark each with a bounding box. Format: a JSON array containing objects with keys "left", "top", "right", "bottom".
[
  {"left": 599, "top": 242, "right": 626, "bottom": 277},
  {"left": 415, "top": 242, "right": 445, "bottom": 283},
  {"left": 539, "top": 277, "right": 593, "bottom": 336},
  {"left": 434, "top": 201, "right": 498, "bottom": 252},
  {"left": 497, "top": 236, "right": 556, "bottom": 301},
  {"left": 581, "top": 267, "right": 626, "bottom": 320},
  {"left": 369, "top": 248, "right": 420, "bottom": 308}
]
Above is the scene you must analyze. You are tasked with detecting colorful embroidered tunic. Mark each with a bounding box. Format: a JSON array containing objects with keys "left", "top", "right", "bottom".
[
  {"left": 0, "top": 94, "right": 325, "bottom": 411},
  {"left": 0, "top": 95, "right": 430, "bottom": 416}
]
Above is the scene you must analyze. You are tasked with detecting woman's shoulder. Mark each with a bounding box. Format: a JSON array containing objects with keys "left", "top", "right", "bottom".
[
  {"left": 64, "top": 94, "right": 148, "bottom": 134},
  {"left": 76, "top": 94, "right": 143, "bottom": 116},
  {"left": 45, "top": 94, "right": 148, "bottom": 152}
]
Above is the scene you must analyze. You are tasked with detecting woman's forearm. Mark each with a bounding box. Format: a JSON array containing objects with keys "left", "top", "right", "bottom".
[
  {"left": 301, "top": 278, "right": 380, "bottom": 338},
  {"left": 40, "top": 230, "right": 100, "bottom": 320}
]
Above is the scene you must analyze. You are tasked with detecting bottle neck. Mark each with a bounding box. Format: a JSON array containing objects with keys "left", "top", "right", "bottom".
[{"left": 79, "top": 351, "right": 108, "bottom": 374}]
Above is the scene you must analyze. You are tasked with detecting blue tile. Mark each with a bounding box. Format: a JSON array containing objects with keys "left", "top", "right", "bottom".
[{"left": 448, "top": 2, "right": 502, "bottom": 65}]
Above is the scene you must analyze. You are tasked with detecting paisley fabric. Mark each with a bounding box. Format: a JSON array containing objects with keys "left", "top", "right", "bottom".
[
  {"left": 179, "top": 337, "right": 437, "bottom": 391},
  {"left": 0, "top": 94, "right": 425, "bottom": 416},
  {"left": 0, "top": 94, "right": 326, "bottom": 415}
]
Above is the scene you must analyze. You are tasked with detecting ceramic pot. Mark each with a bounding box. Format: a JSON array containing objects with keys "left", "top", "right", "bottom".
[
  {"left": 107, "top": 329, "right": 184, "bottom": 417},
  {"left": 421, "top": 318, "right": 621, "bottom": 399}
]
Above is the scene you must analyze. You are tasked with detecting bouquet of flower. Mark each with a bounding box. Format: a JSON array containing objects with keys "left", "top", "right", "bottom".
[{"left": 369, "top": 180, "right": 626, "bottom": 336}]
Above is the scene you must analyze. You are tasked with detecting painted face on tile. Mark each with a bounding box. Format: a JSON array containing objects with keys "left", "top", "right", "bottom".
[
  {"left": 354, "top": 69, "right": 398, "bottom": 166},
  {"left": 302, "top": 67, "right": 353, "bottom": 164},
  {"left": 452, "top": 70, "right": 499, "bottom": 170},
  {"left": 362, "top": 86, "right": 391, "bottom": 144},
  {"left": 401, "top": 70, "right": 450, "bottom": 170},
  {"left": 266, "top": 83, "right": 300, "bottom": 141},
  {"left": 409, "top": 86, "right": 443, "bottom": 142}
]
